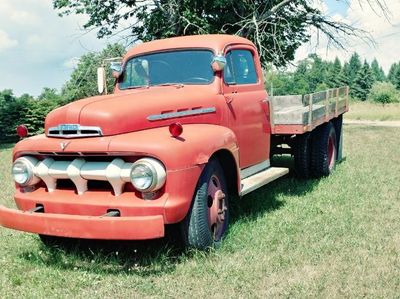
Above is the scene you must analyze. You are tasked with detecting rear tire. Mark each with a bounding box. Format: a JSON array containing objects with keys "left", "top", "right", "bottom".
[
  {"left": 182, "top": 159, "right": 229, "bottom": 250},
  {"left": 311, "top": 122, "right": 337, "bottom": 178},
  {"left": 293, "top": 133, "right": 312, "bottom": 179}
]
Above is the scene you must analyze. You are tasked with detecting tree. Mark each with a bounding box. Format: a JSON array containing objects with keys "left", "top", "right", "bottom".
[
  {"left": 388, "top": 63, "right": 398, "bottom": 86},
  {"left": 326, "top": 57, "right": 342, "bottom": 88},
  {"left": 370, "top": 58, "right": 385, "bottom": 82},
  {"left": 348, "top": 52, "right": 362, "bottom": 86},
  {"left": 393, "top": 66, "right": 400, "bottom": 90},
  {"left": 38, "top": 87, "right": 62, "bottom": 102},
  {"left": 352, "top": 60, "right": 374, "bottom": 100},
  {"left": 53, "top": 0, "right": 369, "bottom": 67},
  {"left": 306, "top": 54, "right": 328, "bottom": 92},
  {"left": 336, "top": 62, "right": 350, "bottom": 87},
  {"left": 61, "top": 44, "right": 126, "bottom": 103},
  {"left": 0, "top": 89, "right": 15, "bottom": 103}
]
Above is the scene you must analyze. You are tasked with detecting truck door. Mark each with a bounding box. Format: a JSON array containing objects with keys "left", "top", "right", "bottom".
[{"left": 222, "top": 47, "right": 271, "bottom": 169}]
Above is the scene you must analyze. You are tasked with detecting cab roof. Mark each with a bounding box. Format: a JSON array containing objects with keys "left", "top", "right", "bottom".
[{"left": 125, "top": 34, "right": 255, "bottom": 58}]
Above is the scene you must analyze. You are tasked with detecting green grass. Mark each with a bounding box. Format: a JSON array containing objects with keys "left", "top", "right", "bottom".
[
  {"left": 1, "top": 126, "right": 400, "bottom": 298},
  {"left": 345, "top": 101, "right": 400, "bottom": 121}
]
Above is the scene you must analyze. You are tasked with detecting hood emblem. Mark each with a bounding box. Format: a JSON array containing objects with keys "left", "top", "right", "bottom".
[{"left": 60, "top": 141, "right": 71, "bottom": 151}]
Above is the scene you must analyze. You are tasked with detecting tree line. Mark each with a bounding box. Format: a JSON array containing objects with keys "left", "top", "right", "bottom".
[
  {"left": 266, "top": 53, "right": 400, "bottom": 104},
  {"left": 0, "top": 44, "right": 125, "bottom": 143},
  {"left": 1, "top": 46, "right": 399, "bottom": 143}
]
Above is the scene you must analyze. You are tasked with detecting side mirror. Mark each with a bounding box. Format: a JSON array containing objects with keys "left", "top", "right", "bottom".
[
  {"left": 110, "top": 62, "right": 122, "bottom": 79},
  {"left": 97, "top": 67, "right": 106, "bottom": 94},
  {"left": 211, "top": 55, "right": 227, "bottom": 72}
]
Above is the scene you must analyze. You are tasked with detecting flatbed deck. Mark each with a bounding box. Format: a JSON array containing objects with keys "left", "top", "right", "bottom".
[{"left": 270, "top": 86, "right": 349, "bottom": 134}]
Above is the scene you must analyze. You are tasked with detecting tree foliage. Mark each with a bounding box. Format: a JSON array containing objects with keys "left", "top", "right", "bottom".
[
  {"left": 351, "top": 61, "right": 374, "bottom": 101},
  {"left": 370, "top": 58, "right": 385, "bottom": 82},
  {"left": 266, "top": 52, "right": 397, "bottom": 102},
  {"left": 368, "top": 82, "right": 399, "bottom": 106},
  {"left": 0, "top": 89, "right": 62, "bottom": 143},
  {"left": 61, "top": 44, "right": 126, "bottom": 102},
  {"left": 53, "top": 0, "right": 367, "bottom": 67}
]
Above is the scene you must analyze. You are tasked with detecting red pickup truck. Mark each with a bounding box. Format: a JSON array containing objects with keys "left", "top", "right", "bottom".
[{"left": 0, "top": 35, "right": 348, "bottom": 250}]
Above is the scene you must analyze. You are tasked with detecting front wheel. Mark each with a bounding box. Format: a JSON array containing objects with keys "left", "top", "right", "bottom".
[{"left": 183, "top": 159, "right": 229, "bottom": 250}]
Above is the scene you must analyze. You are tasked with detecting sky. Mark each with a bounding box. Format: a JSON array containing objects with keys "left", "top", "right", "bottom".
[{"left": 0, "top": 0, "right": 399, "bottom": 97}]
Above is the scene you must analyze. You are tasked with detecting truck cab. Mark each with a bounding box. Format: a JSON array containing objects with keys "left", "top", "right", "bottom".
[{"left": 0, "top": 35, "right": 348, "bottom": 250}]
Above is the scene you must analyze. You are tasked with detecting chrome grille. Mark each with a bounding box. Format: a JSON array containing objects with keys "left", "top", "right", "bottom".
[{"left": 47, "top": 124, "right": 102, "bottom": 138}]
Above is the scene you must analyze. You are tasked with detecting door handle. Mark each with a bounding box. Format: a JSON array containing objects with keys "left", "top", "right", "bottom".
[{"left": 225, "top": 96, "right": 234, "bottom": 104}]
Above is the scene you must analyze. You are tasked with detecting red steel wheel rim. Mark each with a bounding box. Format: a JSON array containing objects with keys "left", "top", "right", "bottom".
[
  {"left": 207, "top": 174, "right": 227, "bottom": 241},
  {"left": 328, "top": 135, "right": 335, "bottom": 171}
]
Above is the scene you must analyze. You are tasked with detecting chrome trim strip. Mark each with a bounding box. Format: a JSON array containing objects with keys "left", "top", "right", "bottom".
[
  {"left": 147, "top": 107, "right": 216, "bottom": 121},
  {"left": 47, "top": 124, "right": 103, "bottom": 138},
  {"left": 240, "top": 160, "right": 270, "bottom": 180}
]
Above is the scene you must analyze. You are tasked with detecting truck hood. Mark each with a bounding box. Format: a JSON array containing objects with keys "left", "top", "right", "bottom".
[{"left": 45, "top": 86, "right": 220, "bottom": 136}]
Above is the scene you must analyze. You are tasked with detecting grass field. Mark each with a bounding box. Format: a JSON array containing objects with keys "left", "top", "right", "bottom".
[
  {"left": 345, "top": 101, "right": 400, "bottom": 121},
  {"left": 0, "top": 125, "right": 399, "bottom": 298}
]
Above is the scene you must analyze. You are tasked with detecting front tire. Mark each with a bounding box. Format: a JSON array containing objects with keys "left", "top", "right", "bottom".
[{"left": 184, "top": 159, "right": 229, "bottom": 250}]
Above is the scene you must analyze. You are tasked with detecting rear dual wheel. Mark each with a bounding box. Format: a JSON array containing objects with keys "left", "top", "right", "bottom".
[
  {"left": 311, "top": 122, "right": 337, "bottom": 177},
  {"left": 294, "top": 121, "right": 337, "bottom": 179}
]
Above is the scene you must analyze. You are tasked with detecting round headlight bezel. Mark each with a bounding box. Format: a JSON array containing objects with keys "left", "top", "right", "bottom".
[
  {"left": 12, "top": 156, "right": 40, "bottom": 187},
  {"left": 130, "top": 158, "right": 166, "bottom": 193}
]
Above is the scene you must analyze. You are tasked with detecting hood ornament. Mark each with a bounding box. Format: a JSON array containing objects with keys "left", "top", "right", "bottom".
[{"left": 60, "top": 141, "right": 71, "bottom": 151}]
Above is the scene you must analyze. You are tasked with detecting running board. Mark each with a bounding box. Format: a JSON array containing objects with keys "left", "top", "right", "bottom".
[{"left": 240, "top": 167, "right": 289, "bottom": 196}]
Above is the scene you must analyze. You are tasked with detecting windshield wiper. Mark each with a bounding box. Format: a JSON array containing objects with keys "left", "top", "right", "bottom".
[{"left": 151, "top": 83, "right": 184, "bottom": 88}]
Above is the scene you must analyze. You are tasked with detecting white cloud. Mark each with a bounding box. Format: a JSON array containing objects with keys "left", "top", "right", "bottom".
[
  {"left": 0, "top": 0, "right": 119, "bottom": 96},
  {"left": 26, "top": 34, "right": 42, "bottom": 45},
  {"left": 63, "top": 57, "right": 80, "bottom": 69},
  {"left": 296, "top": 0, "right": 400, "bottom": 73},
  {"left": 0, "top": 30, "right": 18, "bottom": 52},
  {"left": 10, "top": 10, "right": 40, "bottom": 25}
]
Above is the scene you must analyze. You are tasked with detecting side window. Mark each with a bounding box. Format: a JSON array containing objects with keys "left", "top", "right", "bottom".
[{"left": 224, "top": 50, "right": 258, "bottom": 85}]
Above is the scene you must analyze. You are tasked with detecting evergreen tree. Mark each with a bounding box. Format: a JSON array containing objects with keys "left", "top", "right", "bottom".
[
  {"left": 340, "top": 62, "right": 351, "bottom": 86},
  {"left": 326, "top": 57, "right": 342, "bottom": 88},
  {"left": 370, "top": 58, "right": 385, "bottom": 82},
  {"left": 348, "top": 52, "right": 362, "bottom": 86},
  {"left": 293, "top": 59, "right": 311, "bottom": 94},
  {"left": 351, "top": 60, "right": 374, "bottom": 100},
  {"left": 388, "top": 63, "right": 398, "bottom": 85},
  {"left": 307, "top": 54, "right": 327, "bottom": 91},
  {"left": 393, "top": 66, "right": 400, "bottom": 90}
]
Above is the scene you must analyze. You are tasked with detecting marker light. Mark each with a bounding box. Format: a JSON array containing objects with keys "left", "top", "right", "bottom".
[
  {"left": 16, "top": 125, "right": 28, "bottom": 138},
  {"left": 169, "top": 123, "right": 183, "bottom": 138}
]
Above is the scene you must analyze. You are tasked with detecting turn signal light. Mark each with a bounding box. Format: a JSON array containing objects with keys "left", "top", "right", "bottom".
[
  {"left": 169, "top": 122, "right": 183, "bottom": 138},
  {"left": 16, "top": 125, "right": 28, "bottom": 138}
]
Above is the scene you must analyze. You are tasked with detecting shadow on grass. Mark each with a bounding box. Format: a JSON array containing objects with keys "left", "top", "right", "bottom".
[
  {"left": 19, "top": 236, "right": 184, "bottom": 276},
  {"left": 229, "top": 155, "right": 321, "bottom": 224},
  {"left": 19, "top": 155, "right": 322, "bottom": 275}
]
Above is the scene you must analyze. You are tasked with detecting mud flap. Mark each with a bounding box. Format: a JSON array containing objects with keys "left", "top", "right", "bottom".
[
  {"left": 337, "top": 125, "right": 343, "bottom": 162},
  {"left": 333, "top": 115, "right": 344, "bottom": 162}
]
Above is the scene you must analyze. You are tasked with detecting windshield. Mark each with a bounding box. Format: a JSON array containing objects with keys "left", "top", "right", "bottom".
[{"left": 119, "top": 50, "right": 214, "bottom": 89}]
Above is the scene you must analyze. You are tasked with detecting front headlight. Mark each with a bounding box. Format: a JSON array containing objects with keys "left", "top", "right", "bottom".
[
  {"left": 130, "top": 158, "right": 166, "bottom": 192},
  {"left": 12, "top": 156, "right": 40, "bottom": 186}
]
